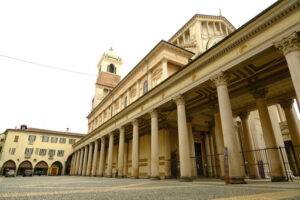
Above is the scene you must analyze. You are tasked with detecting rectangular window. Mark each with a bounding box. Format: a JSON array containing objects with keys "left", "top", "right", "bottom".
[
  {"left": 9, "top": 148, "right": 16, "bottom": 155},
  {"left": 14, "top": 135, "right": 19, "bottom": 142},
  {"left": 59, "top": 138, "right": 66, "bottom": 144},
  {"left": 28, "top": 135, "right": 36, "bottom": 144},
  {"left": 25, "top": 148, "right": 33, "bottom": 158},
  {"left": 39, "top": 149, "right": 47, "bottom": 156},
  {"left": 48, "top": 149, "right": 56, "bottom": 157},
  {"left": 57, "top": 150, "right": 64, "bottom": 157},
  {"left": 69, "top": 139, "right": 76, "bottom": 144},
  {"left": 124, "top": 96, "right": 127, "bottom": 108},
  {"left": 42, "top": 136, "right": 49, "bottom": 142},
  {"left": 51, "top": 137, "right": 58, "bottom": 143}
]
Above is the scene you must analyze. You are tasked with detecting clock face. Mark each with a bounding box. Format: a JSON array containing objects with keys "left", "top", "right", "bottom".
[{"left": 206, "top": 36, "right": 224, "bottom": 50}]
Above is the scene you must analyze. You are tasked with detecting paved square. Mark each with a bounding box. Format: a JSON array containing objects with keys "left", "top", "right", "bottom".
[{"left": 0, "top": 176, "right": 300, "bottom": 200}]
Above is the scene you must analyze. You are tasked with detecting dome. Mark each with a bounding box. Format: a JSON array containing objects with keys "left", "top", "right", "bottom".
[{"left": 105, "top": 47, "right": 119, "bottom": 60}]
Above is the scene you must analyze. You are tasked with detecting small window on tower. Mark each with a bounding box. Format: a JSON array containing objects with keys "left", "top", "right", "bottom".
[{"left": 107, "top": 63, "right": 116, "bottom": 74}]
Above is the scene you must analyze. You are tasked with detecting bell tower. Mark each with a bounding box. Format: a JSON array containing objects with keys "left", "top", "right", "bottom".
[{"left": 92, "top": 48, "right": 122, "bottom": 108}]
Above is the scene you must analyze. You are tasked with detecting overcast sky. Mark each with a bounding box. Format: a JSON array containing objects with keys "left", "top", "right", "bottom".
[{"left": 0, "top": 0, "right": 284, "bottom": 134}]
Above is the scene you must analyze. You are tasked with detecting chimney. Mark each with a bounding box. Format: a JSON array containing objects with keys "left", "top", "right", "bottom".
[
  {"left": 20, "top": 124, "right": 27, "bottom": 130},
  {"left": 66, "top": 128, "right": 69, "bottom": 132}
]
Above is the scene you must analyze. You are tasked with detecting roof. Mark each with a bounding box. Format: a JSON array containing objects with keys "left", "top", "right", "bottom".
[
  {"left": 4, "top": 127, "right": 86, "bottom": 137},
  {"left": 104, "top": 47, "right": 120, "bottom": 60}
]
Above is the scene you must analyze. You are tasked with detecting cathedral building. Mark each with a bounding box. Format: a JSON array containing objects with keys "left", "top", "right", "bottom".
[{"left": 70, "top": 0, "right": 300, "bottom": 183}]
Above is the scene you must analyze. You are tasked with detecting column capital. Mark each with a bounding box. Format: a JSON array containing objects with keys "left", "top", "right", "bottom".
[
  {"left": 274, "top": 32, "right": 300, "bottom": 56},
  {"left": 119, "top": 126, "right": 125, "bottom": 133},
  {"left": 173, "top": 95, "right": 185, "bottom": 106},
  {"left": 279, "top": 98, "right": 293, "bottom": 109},
  {"left": 238, "top": 111, "right": 249, "bottom": 121},
  {"left": 109, "top": 132, "right": 114, "bottom": 137},
  {"left": 132, "top": 119, "right": 139, "bottom": 126},
  {"left": 94, "top": 140, "right": 99, "bottom": 145},
  {"left": 84, "top": 145, "right": 88, "bottom": 150},
  {"left": 150, "top": 109, "right": 158, "bottom": 118},
  {"left": 210, "top": 71, "right": 229, "bottom": 87},
  {"left": 251, "top": 88, "right": 268, "bottom": 99},
  {"left": 89, "top": 143, "right": 93, "bottom": 147}
]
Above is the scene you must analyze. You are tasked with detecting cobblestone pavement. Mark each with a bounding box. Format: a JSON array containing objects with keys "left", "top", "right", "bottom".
[{"left": 0, "top": 176, "right": 300, "bottom": 200}]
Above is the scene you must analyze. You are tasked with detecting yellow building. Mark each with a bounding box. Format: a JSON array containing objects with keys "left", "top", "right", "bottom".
[
  {"left": 70, "top": 0, "right": 300, "bottom": 183},
  {"left": 0, "top": 125, "right": 84, "bottom": 176}
]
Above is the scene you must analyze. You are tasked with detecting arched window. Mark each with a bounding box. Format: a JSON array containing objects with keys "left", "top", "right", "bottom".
[
  {"left": 143, "top": 81, "right": 148, "bottom": 95},
  {"left": 107, "top": 63, "right": 116, "bottom": 74}
]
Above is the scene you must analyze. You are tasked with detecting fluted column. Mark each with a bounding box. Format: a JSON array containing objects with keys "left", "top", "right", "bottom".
[
  {"left": 118, "top": 127, "right": 125, "bottom": 177},
  {"left": 150, "top": 109, "right": 160, "bottom": 180},
  {"left": 275, "top": 33, "right": 300, "bottom": 108},
  {"left": 132, "top": 119, "right": 139, "bottom": 178},
  {"left": 210, "top": 72, "right": 245, "bottom": 183},
  {"left": 205, "top": 133, "right": 213, "bottom": 177},
  {"left": 252, "top": 89, "right": 286, "bottom": 181},
  {"left": 91, "top": 140, "right": 99, "bottom": 176},
  {"left": 82, "top": 146, "right": 88, "bottom": 176},
  {"left": 213, "top": 111, "right": 225, "bottom": 179},
  {"left": 280, "top": 99, "right": 300, "bottom": 174},
  {"left": 98, "top": 137, "right": 106, "bottom": 176},
  {"left": 174, "top": 95, "right": 192, "bottom": 181},
  {"left": 107, "top": 133, "right": 114, "bottom": 177},
  {"left": 78, "top": 148, "right": 84, "bottom": 176},
  {"left": 86, "top": 143, "right": 93, "bottom": 176},
  {"left": 238, "top": 112, "right": 259, "bottom": 178}
]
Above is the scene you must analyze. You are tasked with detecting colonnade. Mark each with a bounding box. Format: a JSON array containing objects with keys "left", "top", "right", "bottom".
[{"left": 69, "top": 33, "right": 300, "bottom": 183}]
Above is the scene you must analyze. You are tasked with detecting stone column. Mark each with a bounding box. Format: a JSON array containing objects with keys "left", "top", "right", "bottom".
[
  {"left": 78, "top": 148, "right": 84, "bottom": 176},
  {"left": 209, "top": 131, "right": 217, "bottom": 177},
  {"left": 132, "top": 119, "right": 139, "bottom": 178},
  {"left": 280, "top": 99, "right": 300, "bottom": 174},
  {"left": 174, "top": 95, "right": 192, "bottom": 181},
  {"left": 91, "top": 140, "right": 99, "bottom": 176},
  {"left": 82, "top": 145, "right": 88, "bottom": 176},
  {"left": 150, "top": 109, "right": 160, "bottom": 180},
  {"left": 252, "top": 88, "right": 286, "bottom": 181},
  {"left": 118, "top": 127, "right": 125, "bottom": 178},
  {"left": 210, "top": 71, "right": 245, "bottom": 183},
  {"left": 86, "top": 143, "right": 93, "bottom": 176},
  {"left": 107, "top": 133, "right": 114, "bottom": 177},
  {"left": 187, "top": 120, "right": 197, "bottom": 178},
  {"left": 238, "top": 112, "right": 259, "bottom": 178},
  {"left": 98, "top": 137, "right": 106, "bottom": 176},
  {"left": 74, "top": 151, "right": 80, "bottom": 175},
  {"left": 124, "top": 141, "right": 128, "bottom": 177},
  {"left": 205, "top": 133, "right": 213, "bottom": 177},
  {"left": 164, "top": 128, "right": 171, "bottom": 178},
  {"left": 213, "top": 111, "right": 225, "bottom": 179},
  {"left": 275, "top": 33, "right": 300, "bottom": 109},
  {"left": 70, "top": 153, "right": 75, "bottom": 175}
]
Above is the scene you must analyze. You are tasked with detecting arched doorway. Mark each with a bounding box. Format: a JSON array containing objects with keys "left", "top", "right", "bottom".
[
  {"left": 17, "top": 160, "right": 32, "bottom": 176},
  {"left": 34, "top": 161, "right": 48, "bottom": 176},
  {"left": 1, "top": 160, "right": 16, "bottom": 175},
  {"left": 65, "top": 155, "right": 72, "bottom": 175},
  {"left": 50, "top": 161, "right": 63, "bottom": 176}
]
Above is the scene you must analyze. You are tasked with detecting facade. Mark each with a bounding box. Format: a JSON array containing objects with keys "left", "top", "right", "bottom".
[
  {"left": 70, "top": 0, "right": 300, "bottom": 183},
  {"left": 0, "top": 125, "right": 84, "bottom": 176}
]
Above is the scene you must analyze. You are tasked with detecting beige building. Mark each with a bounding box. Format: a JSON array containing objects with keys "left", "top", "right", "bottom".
[
  {"left": 0, "top": 125, "right": 84, "bottom": 176},
  {"left": 70, "top": 0, "right": 300, "bottom": 183}
]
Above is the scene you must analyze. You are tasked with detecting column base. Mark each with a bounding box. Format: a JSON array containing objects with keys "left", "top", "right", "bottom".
[
  {"left": 271, "top": 176, "right": 288, "bottom": 182},
  {"left": 229, "top": 177, "right": 246, "bottom": 184},
  {"left": 150, "top": 176, "right": 160, "bottom": 180},
  {"left": 116, "top": 175, "right": 124, "bottom": 178},
  {"left": 180, "top": 176, "right": 192, "bottom": 182},
  {"left": 131, "top": 176, "right": 139, "bottom": 179}
]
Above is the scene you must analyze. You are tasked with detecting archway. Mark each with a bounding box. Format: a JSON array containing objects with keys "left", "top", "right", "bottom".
[
  {"left": 17, "top": 160, "right": 32, "bottom": 176},
  {"left": 1, "top": 160, "right": 16, "bottom": 175},
  {"left": 50, "top": 161, "right": 63, "bottom": 176},
  {"left": 34, "top": 161, "right": 48, "bottom": 176},
  {"left": 65, "top": 155, "right": 72, "bottom": 175}
]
